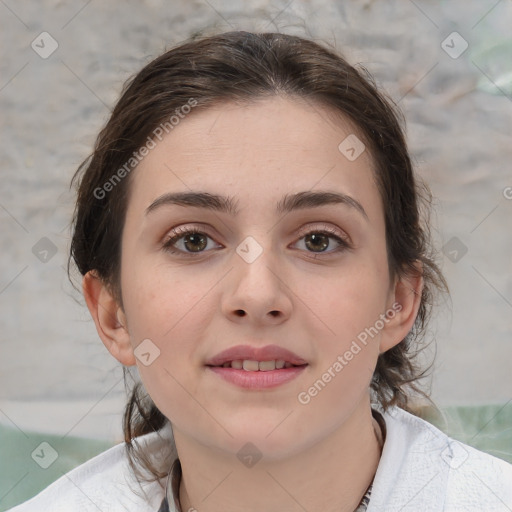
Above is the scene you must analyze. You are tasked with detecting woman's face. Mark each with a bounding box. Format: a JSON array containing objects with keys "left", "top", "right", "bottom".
[{"left": 116, "top": 96, "right": 400, "bottom": 457}]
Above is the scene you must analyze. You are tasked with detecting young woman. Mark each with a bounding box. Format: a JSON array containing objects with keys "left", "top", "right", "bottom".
[{"left": 9, "top": 30, "right": 512, "bottom": 512}]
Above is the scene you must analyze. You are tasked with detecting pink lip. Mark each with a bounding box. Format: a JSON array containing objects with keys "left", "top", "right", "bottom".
[
  {"left": 205, "top": 344, "right": 308, "bottom": 366},
  {"left": 207, "top": 365, "right": 307, "bottom": 389}
]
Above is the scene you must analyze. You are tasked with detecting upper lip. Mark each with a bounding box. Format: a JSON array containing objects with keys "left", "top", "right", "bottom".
[{"left": 205, "top": 344, "right": 308, "bottom": 366}]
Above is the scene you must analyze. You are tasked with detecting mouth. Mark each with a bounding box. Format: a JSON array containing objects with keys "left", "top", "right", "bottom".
[
  {"left": 204, "top": 344, "right": 308, "bottom": 389},
  {"left": 207, "top": 359, "right": 307, "bottom": 371},
  {"left": 205, "top": 344, "right": 308, "bottom": 368}
]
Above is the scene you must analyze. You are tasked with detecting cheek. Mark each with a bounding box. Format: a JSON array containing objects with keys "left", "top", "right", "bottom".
[
  {"left": 121, "top": 268, "right": 215, "bottom": 423},
  {"left": 297, "top": 269, "right": 385, "bottom": 410},
  {"left": 121, "top": 263, "right": 215, "bottom": 375},
  {"left": 313, "top": 262, "right": 389, "bottom": 341},
  {"left": 123, "top": 261, "right": 209, "bottom": 339},
  {"left": 301, "top": 256, "right": 389, "bottom": 399}
]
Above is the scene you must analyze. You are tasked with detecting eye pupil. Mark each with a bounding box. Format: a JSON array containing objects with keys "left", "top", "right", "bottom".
[
  {"left": 184, "top": 233, "right": 208, "bottom": 252},
  {"left": 305, "top": 233, "right": 329, "bottom": 252}
]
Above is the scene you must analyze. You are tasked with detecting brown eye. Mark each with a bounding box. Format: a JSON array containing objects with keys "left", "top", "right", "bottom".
[
  {"left": 303, "top": 233, "right": 331, "bottom": 252},
  {"left": 181, "top": 232, "right": 208, "bottom": 252},
  {"left": 294, "top": 225, "right": 350, "bottom": 256},
  {"left": 162, "top": 227, "right": 220, "bottom": 255}
]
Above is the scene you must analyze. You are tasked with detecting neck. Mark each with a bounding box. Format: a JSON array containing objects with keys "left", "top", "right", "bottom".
[{"left": 172, "top": 397, "right": 383, "bottom": 512}]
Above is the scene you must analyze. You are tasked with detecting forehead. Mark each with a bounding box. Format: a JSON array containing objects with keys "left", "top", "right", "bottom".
[{"left": 128, "top": 96, "right": 380, "bottom": 218}]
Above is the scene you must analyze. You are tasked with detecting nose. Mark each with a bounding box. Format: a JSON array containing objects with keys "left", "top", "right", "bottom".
[{"left": 221, "top": 239, "right": 293, "bottom": 325}]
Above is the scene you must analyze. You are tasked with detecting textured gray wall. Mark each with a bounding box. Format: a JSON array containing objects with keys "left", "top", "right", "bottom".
[{"left": 1, "top": 0, "right": 511, "bottom": 441}]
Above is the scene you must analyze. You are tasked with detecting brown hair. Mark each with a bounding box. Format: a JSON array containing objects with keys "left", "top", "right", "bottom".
[{"left": 68, "top": 30, "right": 448, "bottom": 483}]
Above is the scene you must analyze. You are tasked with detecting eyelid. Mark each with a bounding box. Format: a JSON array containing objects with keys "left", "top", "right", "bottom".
[
  {"left": 161, "top": 223, "right": 221, "bottom": 249},
  {"left": 295, "top": 223, "right": 350, "bottom": 244},
  {"left": 162, "top": 222, "right": 215, "bottom": 242}
]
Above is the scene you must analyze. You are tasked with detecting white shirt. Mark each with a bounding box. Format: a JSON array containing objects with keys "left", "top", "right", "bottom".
[{"left": 7, "top": 406, "right": 512, "bottom": 511}]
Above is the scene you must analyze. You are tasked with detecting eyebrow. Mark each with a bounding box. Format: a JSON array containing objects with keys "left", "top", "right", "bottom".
[{"left": 145, "top": 190, "right": 368, "bottom": 220}]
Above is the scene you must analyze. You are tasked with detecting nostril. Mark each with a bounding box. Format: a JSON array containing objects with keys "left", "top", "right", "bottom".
[{"left": 235, "top": 310, "right": 246, "bottom": 317}]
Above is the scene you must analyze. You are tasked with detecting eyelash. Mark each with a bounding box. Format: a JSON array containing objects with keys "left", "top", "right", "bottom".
[{"left": 161, "top": 224, "right": 351, "bottom": 258}]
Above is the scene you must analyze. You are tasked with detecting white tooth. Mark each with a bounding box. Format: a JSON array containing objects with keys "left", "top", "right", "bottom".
[
  {"left": 231, "top": 360, "right": 243, "bottom": 369},
  {"left": 259, "top": 360, "right": 276, "bottom": 371},
  {"left": 275, "top": 360, "right": 285, "bottom": 369},
  {"left": 284, "top": 362, "right": 293, "bottom": 368},
  {"left": 243, "top": 359, "right": 260, "bottom": 371}
]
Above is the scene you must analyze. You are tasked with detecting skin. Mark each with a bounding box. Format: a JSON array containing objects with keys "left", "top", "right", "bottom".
[{"left": 83, "top": 96, "right": 422, "bottom": 512}]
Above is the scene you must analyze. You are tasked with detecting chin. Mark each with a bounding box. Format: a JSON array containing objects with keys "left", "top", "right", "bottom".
[{"left": 219, "top": 422, "right": 309, "bottom": 460}]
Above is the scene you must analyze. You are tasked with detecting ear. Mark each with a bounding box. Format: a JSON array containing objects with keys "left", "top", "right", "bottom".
[
  {"left": 82, "top": 271, "right": 136, "bottom": 366},
  {"left": 379, "top": 262, "right": 424, "bottom": 354}
]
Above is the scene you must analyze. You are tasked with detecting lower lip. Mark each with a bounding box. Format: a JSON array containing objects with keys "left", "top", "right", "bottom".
[{"left": 206, "top": 365, "right": 307, "bottom": 389}]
